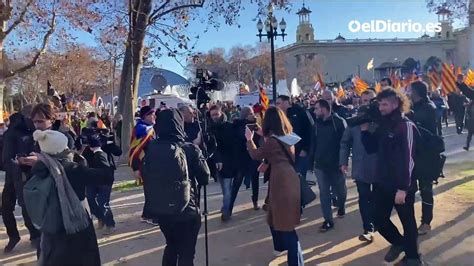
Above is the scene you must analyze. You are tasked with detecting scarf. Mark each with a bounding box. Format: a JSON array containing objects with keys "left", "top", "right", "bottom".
[{"left": 37, "top": 152, "right": 90, "bottom": 234}]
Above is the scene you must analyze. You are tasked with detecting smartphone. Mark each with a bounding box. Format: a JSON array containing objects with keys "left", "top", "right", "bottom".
[{"left": 247, "top": 123, "right": 258, "bottom": 131}]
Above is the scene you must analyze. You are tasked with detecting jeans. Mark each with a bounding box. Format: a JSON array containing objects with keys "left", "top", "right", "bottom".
[
  {"left": 315, "top": 169, "right": 347, "bottom": 223},
  {"left": 1, "top": 181, "right": 40, "bottom": 241},
  {"left": 374, "top": 185, "right": 419, "bottom": 259},
  {"left": 295, "top": 155, "right": 309, "bottom": 181},
  {"left": 229, "top": 163, "right": 260, "bottom": 214},
  {"left": 418, "top": 178, "right": 433, "bottom": 225},
  {"left": 356, "top": 181, "right": 375, "bottom": 232},
  {"left": 219, "top": 177, "right": 233, "bottom": 217},
  {"left": 160, "top": 216, "right": 201, "bottom": 266},
  {"left": 270, "top": 227, "right": 304, "bottom": 266},
  {"left": 86, "top": 185, "right": 115, "bottom": 227}
]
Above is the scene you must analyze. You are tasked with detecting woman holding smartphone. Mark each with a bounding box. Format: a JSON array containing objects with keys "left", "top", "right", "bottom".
[{"left": 244, "top": 106, "right": 304, "bottom": 266}]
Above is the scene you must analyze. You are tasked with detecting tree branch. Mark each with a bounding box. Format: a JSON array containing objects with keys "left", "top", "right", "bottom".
[
  {"left": 5, "top": 10, "right": 56, "bottom": 78},
  {"left": 4, "top": 0, "right": 33, "bottom": 37},
  {"left": 149, "top": 0, "right": 205, "bottom": 24},
  {"left": 149, "top": 0, "right": 171, "bottom": 20}
]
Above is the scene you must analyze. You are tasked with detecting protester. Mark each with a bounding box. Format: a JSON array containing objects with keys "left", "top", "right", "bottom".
[
  {"left": 380, "top": 77, "right": 392, "bottom": 89},
  {"left": 456, "top": 77, "right": 474, "bottom": 150},
  {"left": 129, "top": 106, "right": 157, "bottom": 225},
  {"left": 208, "top": 104, "right": 237, "bottom": 221},
  {"left": 142, "top": 109, "right": 210, "bottom": 266},
  {"left": 276, "top": 95, "right": 313, "bottom": 181},
  {"left": 321, "top": 89, "right": 351, "bottom": 119},
  {"left": 361, "top": 88, "right": 422, "bottom": 265},
  {"left": 229, "top": 106, "right": 261, "bottom": 212},
  {"left": 25, "top": 129, "right": 113, "bottom": 265},
  {"left": 1, "top": 112, "right": 40, "bottom": 253},
  {"left": 83, "top": 134, "right": 116, "bottom": 235},
  {"left": 179, "top": 105, "right": 201, "bottom": 145},
  {"left": 408, "top": 81, "right": 437, "bottom": 236},
  {"left": 309, "top": 99, "right": 347, "bottom": 232},
  {"left": 339, "top": 90, "right": 377, "bottom": 242},
  {"left": 449, "top": 91, "right": 468, "bottom": 134},
  {"left": 245, "top": 106, "right": 303, "bottom": 265},
  {"left": 431, "top": 89, "right": 448, "bottom": 136}
]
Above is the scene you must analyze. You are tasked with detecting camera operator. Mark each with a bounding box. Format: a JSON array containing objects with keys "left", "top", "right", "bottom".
[
  {"left": 339, "top": 90, "right": 377, "bottom": 242},
  {"left": 407, "top": 81, "right": 437, "bottom": 236},
  {"left": 360, "top": 88, "right": 422, "bottom": 265}
]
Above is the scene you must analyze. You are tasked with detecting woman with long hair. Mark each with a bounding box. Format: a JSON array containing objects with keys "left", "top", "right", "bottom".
[{"left": 245, "top": 106, "right": 304, "bottom": 266}]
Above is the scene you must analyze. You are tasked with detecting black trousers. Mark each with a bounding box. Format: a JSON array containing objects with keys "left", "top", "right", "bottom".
[
  {"left": 229, "top": 162, "right": 260, "bottom": 215},
  {"left": 160, "top": 216, "right": 202, "bottom": 266},
  {"left": 374, "top": 185, "right": 419, "bottom": 259},
  {"left": 454, "top": 110, "right": 465, "bottom": 133},
  {"left": 1, "top": 181, "right": 40, "bottom": 241},
  {"left": 418, "top": 178, "right": 433, "bottom": 225},
  {"left": 466, "top": 130, "right": 473, "bottom": 148}
]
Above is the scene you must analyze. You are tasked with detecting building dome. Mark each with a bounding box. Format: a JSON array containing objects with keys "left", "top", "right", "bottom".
[{"left": 138, "top": 67, "right": 190, "bottom": 97}]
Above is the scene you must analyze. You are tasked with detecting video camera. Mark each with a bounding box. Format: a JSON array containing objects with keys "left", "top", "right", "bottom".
[
  {"left": 189, "top": 69, "right": 224, "bottom": 107},
  {"left": 80, "top": 127, "right": 115, "bottom": 147},
  {"left": 346, "top": 99, "right": 381, "bottom": 127}
]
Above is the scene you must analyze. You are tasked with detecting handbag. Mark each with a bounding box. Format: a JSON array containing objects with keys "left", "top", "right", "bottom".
[{"left": 274, "top": 139, "right": 316, "bottom": 207}]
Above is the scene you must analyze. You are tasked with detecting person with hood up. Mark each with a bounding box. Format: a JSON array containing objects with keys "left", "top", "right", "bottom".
[
  {"left": 25, "top": 130, "right": 113, "bottom": 265},
  {"left": 145, "top": 109, "right": 210, "bottom": 266},
  {"left": 245, "top": 106, "right": 303, "bottom": 266}
]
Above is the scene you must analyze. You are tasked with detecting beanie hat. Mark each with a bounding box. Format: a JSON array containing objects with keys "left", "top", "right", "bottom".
[
  {"left": 33, "top": 130, "right": 69, "bottom": 155},
  {"left": 140, "top": 106, "right": 155, "bottom": 119}
]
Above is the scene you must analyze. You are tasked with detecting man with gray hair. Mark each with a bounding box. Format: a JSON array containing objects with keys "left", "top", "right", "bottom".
[
  {"left": 321, "top": 89, "right": 350, "bottom": 119},
  {"left": 179, "top": 105, "right": 201, "bottom": 146}
]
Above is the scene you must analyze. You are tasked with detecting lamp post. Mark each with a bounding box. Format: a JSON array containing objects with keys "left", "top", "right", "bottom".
[{"left": 256, "top": 3, "right": 287, "bottom": 102}]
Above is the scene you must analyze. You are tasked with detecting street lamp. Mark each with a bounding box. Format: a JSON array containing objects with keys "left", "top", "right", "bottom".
[{"left": 256, "top": 3, "right": 287, "bottom": 102}]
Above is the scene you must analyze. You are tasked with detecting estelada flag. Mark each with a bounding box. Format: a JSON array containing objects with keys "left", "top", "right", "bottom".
[
  {"left": 441, "top": 63, "right": 458, "bottom": 95},
  {"left": 375, "top": 82, "right": 382, "bottom": 93},
  {"left": 464, "top": 69, "right": 474, "bottom": 86},
  {"left": 259, "top": 84, "right": 270, "bottom": 111},
  {"left": 336, "top": 84, "right": 345, "bottom": 99}
]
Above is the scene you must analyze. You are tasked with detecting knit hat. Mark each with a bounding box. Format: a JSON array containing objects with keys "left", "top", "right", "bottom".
[
  {"left": 33, "top": 130, "right": 68, "bottom": 155},
  {"left": 140, "top": 106, "right": 155, "bottom": 119}
]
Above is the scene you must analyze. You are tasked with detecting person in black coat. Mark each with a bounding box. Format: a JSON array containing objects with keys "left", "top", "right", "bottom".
[
  {"left": 30, "top": 130, "right": 113, "bottom": 266},
  {"left": 456, "top": 79, "right": 474, "bottom": 150},
  {"left": 150, "top": 109, "right": 210, "bottom": 266},
  {"left": 407, "top": 81, "right": 438, "bottom": 236},
  {"left": 308, "top": 99, "right": 347, "bottom": 232},
  {"left": 1, "top": 112, "right": 40, "bottom": 253},
  {"left": 276, "top": 95, "right": 314, "bottom": 180},
  {"left": 208, "top": 105, "right": 237, "bottom": 221},
  {"left": 229, "top": 106, "right": 261, "bottom": 213}
]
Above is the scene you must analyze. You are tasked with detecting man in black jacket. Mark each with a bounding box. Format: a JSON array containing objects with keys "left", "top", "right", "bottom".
[
  {"left": 276, "top": 95, "right": 313, "bottom": 180},
  {"left": 408, "top": 81, "right": 437, "bottom": 236},
  {"left": 361, "top": 88, "right": 422, "bottom": 265},
  {"left": 309, "top": 99, "right": 347, "bottom": 232},
  {"left": 150, "top": 109, "right": 210, "bottom": 266},
  {"left": 1, "top": 112, "right": 40, "bottom": 253},
  {"left": 208, "top": 105, "right": 237, "bottom": 221},
  {"left": 321, "top": 89, "right": 351, "bottom": 119}
]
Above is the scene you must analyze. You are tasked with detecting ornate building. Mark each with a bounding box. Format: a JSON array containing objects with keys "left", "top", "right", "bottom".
[{"left": 277, "top": 3, "right": 474, "bottom": 90}]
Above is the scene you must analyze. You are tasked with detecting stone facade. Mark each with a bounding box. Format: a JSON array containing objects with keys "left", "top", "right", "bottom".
[{"left": 277, "top": 4, "right": 474, "bottom": 90}]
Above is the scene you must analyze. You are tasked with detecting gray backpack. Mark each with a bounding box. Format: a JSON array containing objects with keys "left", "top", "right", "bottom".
[{"left": 23, "top": 175, "right": 64, "bottom": 234}]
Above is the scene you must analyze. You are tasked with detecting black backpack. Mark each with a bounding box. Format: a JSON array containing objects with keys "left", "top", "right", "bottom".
[
  {"left": 142, "top": 140, "right": 190, "bottom": 216},
  {"left": 413, "top": 124, "right": 446, "bottom": 182}
]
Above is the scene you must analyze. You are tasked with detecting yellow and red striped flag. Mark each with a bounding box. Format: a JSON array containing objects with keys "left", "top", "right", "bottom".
[
  {"left": 317, "top": 73, "right": 325, "bottom": 88},
  {"left": 441, "top": 63, "right": 458, "bottom": 95},
  {"left": 389, "top": 71, "right": 401, "bottom": 89},
  {"left": 259, "top": 84, "right": 270, "bottom": 111},
  {"left": 456, "top": 66, "right": 463, "bottom": 76},
  {"left": 375, "top": 82, "right": 382, "bottom": 93},
  {"left": 428, "top": 70, "right": 440, "bottom": 91},
  {"left": 352, "top": 76, "right": 369, "bottom": 96},
  {"left": 464, "top": 69, "right": 474, "bottom": 86},
  {"left": 336, "top": 84, "right": 345, "bottom": 99}
]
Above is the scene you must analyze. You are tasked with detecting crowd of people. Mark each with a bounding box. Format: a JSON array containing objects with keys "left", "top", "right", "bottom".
[{"left": 0, "top": 74, "right": 473, "bottom": 266}]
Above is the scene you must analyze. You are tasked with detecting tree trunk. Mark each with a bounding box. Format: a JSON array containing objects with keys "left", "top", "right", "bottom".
[
  {"left": 119, "top": 0, "right": 152, "bottom": 160},
  {"left": 117, "top": 44, "right": 131, "bottom": 115}
]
